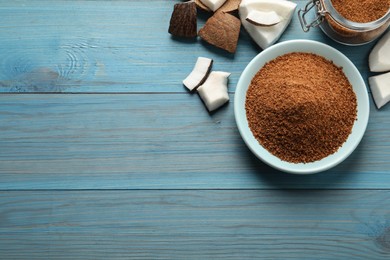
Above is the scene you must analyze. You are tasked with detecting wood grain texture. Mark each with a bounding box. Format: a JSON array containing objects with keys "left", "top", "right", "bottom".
[
  {"left": 1, "top": 1, "right": 390, "bottom": 258},
  {"left": 0, "top": 94, "right": 389, "bottom": 190},
  {"left": 0, "top": 0, "right": 381, "bottom": 93},
  {"left": 1, "top": 190, "right": 390, "bottom": 259}
]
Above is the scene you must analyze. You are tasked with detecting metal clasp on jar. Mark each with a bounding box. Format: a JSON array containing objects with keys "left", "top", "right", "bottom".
[{"left": 298, "top": 0, "right": 327, "bottom": 32}]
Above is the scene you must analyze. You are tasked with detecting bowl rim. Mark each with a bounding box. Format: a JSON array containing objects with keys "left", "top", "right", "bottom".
[{"left": 234, "top": 39, "right": 370, "bottom": 174}]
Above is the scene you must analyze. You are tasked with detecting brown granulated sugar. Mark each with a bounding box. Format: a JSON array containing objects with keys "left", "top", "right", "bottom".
[
  {"left": 245, "top": 52, "right": 357, "bottom": 163},
  {"left": 331, "top": 0, "right": 390, "bottom": 23}
]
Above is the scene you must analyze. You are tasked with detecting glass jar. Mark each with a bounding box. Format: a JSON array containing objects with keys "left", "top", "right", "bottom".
[{"left": 298, "top": 0, "right": 390, "bottom": 45}]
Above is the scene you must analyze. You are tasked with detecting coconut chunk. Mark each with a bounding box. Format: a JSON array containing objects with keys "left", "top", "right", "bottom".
[
  {"left": 369, "top": 31, "right": 390, "bottom": 72},
  {"left": 239, "top": 0, "right": 297, "bottom": 49},
  {"left": 218, "top": 0, "right": 242, "bottom": 13},
  {"left": 195, "top": 0, "right": 212, "bottom": 12},
  {"left": 183, "top": 57, "right": 213, "bottom": 91},
  {"left": 369, "top": 72, "right": 390, "bottom": 109},
  {"left": 197, "top": 71, "right": 231, "bottom": 112},
  {"left": 168, "top": 1, "right": 197, "bottom": 38},
  {"left": 246, "top": 10, "right": 281, "bottom": 26},
  {"left": 200, "top": 0, "right": 228, "bottom": 12},
  {"left": 198, "top": 11, "right": 241, "bottom": 53}
]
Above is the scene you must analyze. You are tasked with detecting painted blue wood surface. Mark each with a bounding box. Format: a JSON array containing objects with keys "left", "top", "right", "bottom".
[
  {"left": 0, "top": 0, "right": 390, "bottom": 259},
  {"left": 0, "top": 0, "right": 381, "bottom": 93},
  {"left": 0, "top": 94, "right": 389, "bottom": 190},
  {"left": 1, "top": 190, "right": 390, "bottom": 259}
]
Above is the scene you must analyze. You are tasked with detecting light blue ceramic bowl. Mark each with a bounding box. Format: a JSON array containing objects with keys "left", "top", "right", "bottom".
[{"left": 234, "top": 40, "right": 369, "bottom": 174}]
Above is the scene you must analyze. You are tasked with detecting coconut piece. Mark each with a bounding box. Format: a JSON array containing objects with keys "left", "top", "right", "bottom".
[
  {"left": 246, "top": 10, "right": 281, "bottom": 26},
  {"left": 197, "top": 0, "right": 241, "bottom": 13},
  {"left": 200, "top": 0, "right": 228, "bottom": 12},
  {"left": 239, "top": 0, "right": 297, "bottom": 49},
  {"left": 195, "top": 0, "right": 212, "bottom": 12},
  {"left": 218, "top": 0, "right": 242, "bottom": 13},
  {"left": 168, "top": 1, "right": 197, "bottom": 38},
  {"left": 369, "top": 72, "right": 390, "bottom": 109},
  {"left": 197, "top": 71, "right": 231, "bottom": 112},
  {"left": 198, "top": 11, "right": 241, "bottom": 53},
  {"left": 369, "top": 31, "right": 390, "bottom": 72},
  {"left": 183, "top": 57, "right": 213, "bottom": 91}
]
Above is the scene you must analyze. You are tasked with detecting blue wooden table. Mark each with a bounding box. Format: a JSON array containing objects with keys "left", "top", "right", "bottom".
[{"left": 1, "top": 1, "right": 390, "bottom": 259}]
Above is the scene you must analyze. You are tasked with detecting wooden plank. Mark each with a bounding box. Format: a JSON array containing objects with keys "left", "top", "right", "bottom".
[
  {"left": 0, "top": 0, "right": 378, "bottom": 93},
  {"left": 1, "top": 94, "right": 389, "bottom": 190},
  {"left": 1, "top": 190, "right": 390, "bottom": 259}
]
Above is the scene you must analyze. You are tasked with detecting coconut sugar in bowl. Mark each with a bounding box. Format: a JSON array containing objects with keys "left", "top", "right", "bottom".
[
  {"left": 298, "top": 0, "right": 390, "bottom": 45},
  {"left": 234, "top": 40, "right": 370, "bottom": 174}
]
